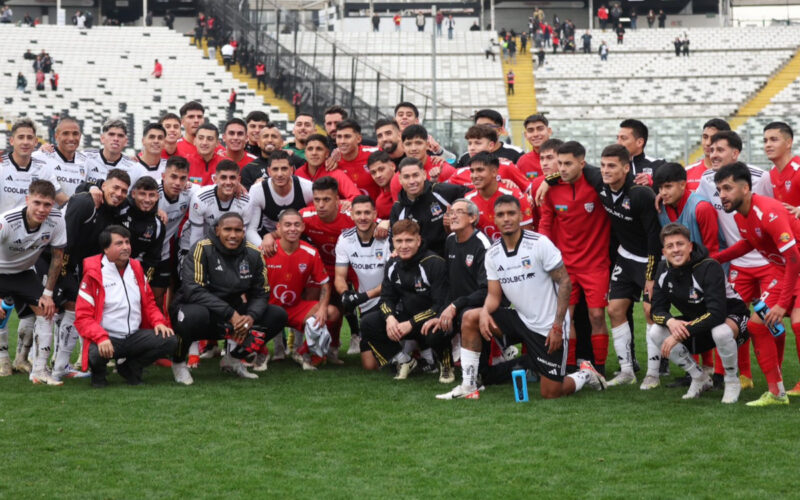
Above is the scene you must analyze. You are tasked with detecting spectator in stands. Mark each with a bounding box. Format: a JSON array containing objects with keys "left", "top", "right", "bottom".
[
  {"left": 435, "top": 10, "right": 444, "bottom": 36},
  {"left": 76, "top": 11, "right": 86, "bottom": 29},
  {"left": 48, "top": 113, "right": 59, "bottom": 144},
  {"left": 194, "top": 12, "right": 206, "bottom": 46},
  {"left": 16, "top": 72, "right": 27, "bottom": 91},
  {"left": 228, "top": 89, "right": 237, "bottom": 118},
  {"left": 610, "top": 4, "right": 622, "bottom": 29},
  {"left": 485, "top": 38, "right": 498, "bottom": 60},
  {"left": 581, "top": 30, "right": 592, "bottom": 53},
  {"left": 647, "top": 9, "right": 656, "bottom": 27},
  {"left": 372, "top": 12, "right": 380, "bottom": 32},
  {"left": 520, "top": 32, "right": 528, "bottom": 52},
  {"left": 85, "top": 10, "right": 93, "bottom": 28},
  {"left": 658, "top": 9, "right": 667, "bottom": 27},
  {"left": 682, "top": 36, "right": 690, "bottom": 56},
  {"left": 50, "top": 72, "right": 58, "bottom": 91},
  {"left": 35, "top": 70, "right": 46, "bottom": 91},
  {"left": 674, "top": 37, "right": 682, "bottom": 56},
  {"left": 393, "top": 12, "right": 401, "bottom": 32},
  {"left": 23, "top": 13, "right": 34, "bottom": 26},
  {"left": 151, "top": 59, "right": 163, "bottom": 79},
  {"left": 0, "top": 6, "right": 12, "bottom": 24},
  {"left": 508, "top": 36, "right": 517, "bottom": 63},
  {"left": 416, "top": 11, "right": 425, "bottom": 32},
  {"left": 506, "top": 70, "right": 515, "bottom": 95},
  {"left": 630, "top": 8, "right": 638, "bottom": 29},
  {"left": 599, "top": 40, "right": 609, "bottom": 61},
  {"left": 23, "top": 49, "right": 35, "bottom": 60},
  {"left": 616, "top": 23, "right": 625, "bottom": 44},
  {"left": 446, "top": 15, "right": 455, "bottom": 40},
  {"left": 255, "top": 61, "right": 266, "bottom": 89},
  {"left": 207, "top": 35, "right": 217, "bottom": 61},
  {"left": 537, "top": 45, "right": 546, "bottom": 67},
  {"left": 221, "top": 40, "right": 234, "bottom": 71},
  {"left": 470, "top": 20, "right": 480, "bottom": 31},
  {"left": 145, "top": 10, "right": 153, "bottom": 26},
  {"left": 597, "top": 5, "right": 608, "bottom": 31},
  {"left": 164, "top": 11, "right": 175, "bottom": 30},
  {"left": 552, "top": 32, "right": 559, "bottom": 53}
]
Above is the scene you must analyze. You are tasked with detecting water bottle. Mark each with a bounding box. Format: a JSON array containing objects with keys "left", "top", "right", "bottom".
[
  {"left": 752, "top": 299, "right": 785, "bottom": 337},
  {"left": 0, "top": 298, "right": 14, "bottom": 329},
  {"left": 512, "top": 369, "right": 529, "bottom": 402}
]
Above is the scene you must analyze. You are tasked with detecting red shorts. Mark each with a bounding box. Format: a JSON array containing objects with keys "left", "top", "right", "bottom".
[
  {"left": 568, "top": 269, "right": 610, "bottom": 308},
  {"left": 282, "top": 300, "right": 318, "bottom": 331},
  {"left": 728, "top": 264, "right": 775, "bottom": 303},
  {"left": 753, "top": 267, "right": 800, "bottom": 310}
]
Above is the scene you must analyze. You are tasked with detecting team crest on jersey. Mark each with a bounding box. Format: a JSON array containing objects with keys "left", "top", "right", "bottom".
[
  {"left": 780, "top": 232, "right": 792, "bottom": 243},
  {"left": 688, "top": 288, "right": 699, "bottom": 302},
  {"left": 239, "top": 260, "right": 251, "bottom": 278},
  {"left": 375, "top": 250, "right": 383, "bottom": 260},
  {"left": 40, "top": 232, "right": 51, "bottom": 242},
  {"left": 80, "top": 168, "right": 86, "bottom": 176},
  {"left": 769, "top": 212, "right": 778, "bottom": 223},
  {"left": 755, "top": 228, "right": 762, "bottom": 237},
  {"left": 430, "top": 203, "right": 443, "bottom": 217},
  {"left": 786, "top": 181, "right": 792, "bottom": 191},
  {"left": 622, "top": 198, "right": 631, "bottom": 210},
  {"left": 465, "top": 254, "right": 474, "bottom": 267},
  {"left": 521, "top": 258, "right": 532, "bottom": 269},
  {"left": 180, "top": 203, "right": 188, "bottom": 211},
  {"left": 193, "top": 202, "right": 199, "bottom": 210},
  {"left": 143, "top": 224, "right": 154, "bottom": 239},
  {"left": 584, "top": 202, "right": 594, "bottom": 213},
  {"left": 299, "top": 263, "right": 307, "bottom": 272},
  {"left": 729, "top": 270, "right": 738, "bottom": 281}
]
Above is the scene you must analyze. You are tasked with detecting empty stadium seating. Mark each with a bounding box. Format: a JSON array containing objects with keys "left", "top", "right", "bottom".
[{"left": 0, "top": 25, "right": 290, "bottom": 151}]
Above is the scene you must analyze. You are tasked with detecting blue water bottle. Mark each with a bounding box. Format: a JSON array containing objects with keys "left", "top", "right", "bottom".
[
  {"left": 753, "top": 299, "right": 785, "bottom": 337},
  {"left": 0, "top": 298, "right": 14, "bottom": 329},
  {"left": 512, "top": 369, "right": 529, "bottom": 402}
]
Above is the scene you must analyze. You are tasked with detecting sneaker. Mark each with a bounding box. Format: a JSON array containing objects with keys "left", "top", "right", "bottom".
[
  {"left": 187, "top": 354, "right": 200, "bottom": 369},
  {"left": 302, "top": 359, "right": 317, "bottom": 371},
  {"left": 639, "top": 374, "right": 661, "bottom": 390},
  {"left": 740, "top": 375, "right": 754, "bottom": 390},
  {"left": 746, "top": 391, "right": 790, "bottom": 407},
  {"left": 199, "top": 343, "right": 221, "bottom": 359},
  {"left": 223, "top": 359, "right": 259, "bottom": 379},
  {"left": 0, "top": 357, "right": 11, "bottom": 377},
  {"left": 31, "top": 370, "right": 64, "bottom": 386},
  {"left": 394, "top": 358, "right": 418, "bottom": 380},
  {"left": 580, "top": 361, "right": 607, "bottom": 390},
  {"left": 607, "top": 370, "right": 636, "bottom": 386},
  {"left": 667, "top": 374, "right": 691, "bottom": 388},
  {"left": 658, "top": 358, "right": 670, "bottom": 377},
  {"left": 420, "top": 360, "right": 438, "bottom": 375},
  {"left": 435, "top": 384, "right": 485, "bottom": 400},
  {"left": 438, "top": 362, "right": 455, "bottom": 384},
  {"left": 11, "top": 357, "right": 32, "bottom": 374},
  {"left": 347, "top": 335, "right": 361, "bottom": 355},
  {"left": 172, "top": 362, "right": 194, "bottom": 385},
  {"left": 52, "top": 364, "right": 91, "bottom": 381},
  {"left": 682, "top": 374, "right": 713, "bottom": 399},
  {"left": 327, "top": 346, "right": 344, "bottom": 366},
  {"left": 721, "top": 379, "right": 741, "bottom": 404},
  {"left": 786, "top": 380, "right": 800, "bottom": 397},
  {"left": 252, "top": 353, "right": 268, "bottom": 372}
]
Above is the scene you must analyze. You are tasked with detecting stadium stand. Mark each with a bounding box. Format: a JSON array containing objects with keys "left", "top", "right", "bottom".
[{"left": 0, "top": 25, "right": 291, "bottom": 151}]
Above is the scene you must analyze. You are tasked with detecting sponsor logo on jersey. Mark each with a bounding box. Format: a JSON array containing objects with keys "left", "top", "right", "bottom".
[
  {"left": 555, "top": 204, "right": 568, "bottom": 212},
  {"left": 769, "top": 212, "right": 778, "bottom": 223},
  {"left": 5, "top": 175, "right": 13, "bottom": 181},
  {"left": 465, "top": 254, "right": 474, "bottom": 267},
  {"left": 780, "top": 232, "right": 791, "bottom": 243},
  {"left": 351, "top": 252, "right": 359, "bottom": 258}
]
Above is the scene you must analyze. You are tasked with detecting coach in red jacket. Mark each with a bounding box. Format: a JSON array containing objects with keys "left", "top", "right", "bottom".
[{"left": 75, "top": 225, "right": 177, "bottom": 388}]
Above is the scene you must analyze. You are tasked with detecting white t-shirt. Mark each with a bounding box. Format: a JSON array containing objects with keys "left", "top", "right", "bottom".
[
  {"left": 0, "top": 154, "right": 59, "bottom": 213},
  {"left": 84, "top": 149, "right": 147, "bottom": 187},
  {"left": 186, "top": 185, "right": 251, "bottom": 249},
  {"left": 138, "top": 157, "right": 168, "bottom": 181},
  {"left": 0, "top": 206, "right": 67, "bottom": 274},
  {"left": 334, "top": 227, "right": 390, "bottom": 313},
  {"left": 158, "top": 181, "right": 198, "bottom": 260},
  {"left": 245, "top": 176, "right": 313, "bottom": 245},
  {"left": 485, "top": 230, "right": 564, "bottom": 335},
  {"left": 32, "top": 149, "right": 88, "bottom": 199}
]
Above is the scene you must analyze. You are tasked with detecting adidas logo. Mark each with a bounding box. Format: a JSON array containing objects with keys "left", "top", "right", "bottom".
[
  {"left": 13, "top": 239, "right": 22, "bottom": 244},
  {"left": 55, "top": 165, "right": 61, "bottom": 170},
  {"left": 497, "top": 265, "right": 504, "bottom": 271},
  {"left": 548, "top": 369, "right": 558, "bottom": 375},
  {"left": 352, "top": 252, "right": 359, "bottom": 257},
  {"left": 215, "top": 264, "right": 223, "bottom": 271},
  {"left": 6, "top": 176, "right": 12, "bottom": 181}
]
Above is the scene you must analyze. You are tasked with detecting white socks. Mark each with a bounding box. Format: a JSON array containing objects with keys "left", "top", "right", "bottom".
[
  {"left": 0, "top": 326, "right": 8, "bottom": 360},
  {"left": 668, "top": 342, "right": 703, "bottom": 379},
  {"left": 32, "top": 316, "right": 54, "bottom": 374},
  {"left": 611, "top": 323, "right": 633, "bottom": 373},
  {"left": 392, "top": 351, "right": 411, "bottom": 365},
  {"left": 461, "top": 348, "right": 480, "bottom": 389},
  {"left": 53, "top": 310, "right": 78, "bottom": 373},
  {"left": 18, "top": 316, "right": 35, "bottom": 362},
  {"left": 712, "top": 323, "right": 739, "bottom": 383},
  {"left": 420, "top": 348, "right": 434, "bottom": 365},
  {"left": 646, "top": 324, "right": 670, "bottom": 377},
  {"left": 567, "top": 370, "right": 590, "bottom": 392}
]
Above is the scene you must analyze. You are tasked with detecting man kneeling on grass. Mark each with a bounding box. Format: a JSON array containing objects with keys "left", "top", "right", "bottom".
[
  {"left": 75, "top": 225, "right": 177, "bottom": 388},
  {"left": 648, "top": 223, "right": 748, "bottom": 403}
]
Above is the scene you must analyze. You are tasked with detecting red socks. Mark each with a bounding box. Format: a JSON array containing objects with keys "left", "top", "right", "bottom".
[
  {"left": 591, "top": 334, "right": 608, "bottom": 367},
  {"left": 748, "top": 320, "right": 783, "bottom": 393},
  {"left": 567, "top": 338, "right": 577, "bottom": 366},
  {"left": 738, "top": 338, "right": 752, "bottom": 378}
]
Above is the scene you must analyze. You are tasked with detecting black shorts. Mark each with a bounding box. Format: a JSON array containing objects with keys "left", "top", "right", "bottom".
[
  {"left": 54, "top": 267, "right": 80, "bottom": 306},
  {"left": 678, "top": 311, "right": 751, "bottom": 355},
  {"left": 149, "top": 258, "right": 174, "bottom": 289},
  {"left": 491, "top": 307, "right": 566, "bottom": 382},
  {"left": 608, "top": 254, "right": 649, "bottom": 303},
  {"left": 0, "top": 270, "right": 45, "bottom": 313}
]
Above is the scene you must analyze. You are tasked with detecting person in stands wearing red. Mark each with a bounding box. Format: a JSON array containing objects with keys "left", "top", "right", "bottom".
[
  {"left": 75, "top": 225, "right": 177, "bottom": 388},
  {"left": 151, "top": 59, "right": 163, "bottom": 78}
]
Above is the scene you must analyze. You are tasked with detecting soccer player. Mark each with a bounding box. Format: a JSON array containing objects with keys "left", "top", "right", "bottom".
[
  {"left": 390, "top": 157, "right": 467, "bottom": 256},
  {"left": 186, "top": 123, "right": 227, "bottom": 186},
  {"left": 393, "top": 101, "right": 455, "bottom": 161},
  {"left": 119, "top": 176, "right": 165, "bottom": 281},
  {"left": 244, "top": 110, "right": 269, "bottom": 157},
  {"left": 323, "top": 105, "right": 348, "bottom": 142},
  {"left": 448, "top": 126, "right": 530, "bottom": 191},
  {"left": 361, "top": 219, "right": 450, "bottom": 379},
  {"left": 367, "top": 150, "right": 397, "bottom": 219},
  {"left": 222, "top": 118, "right": 258, "bottom": 168},
  {"left": 538, "top": 141, "right": 611, "bottom": 374},
  {"left": 240, "top": 122, "right": 304, "bottom": 191},
  {"left": 439, "top": 195, "right": 605, "bottom": 399},
  {"left": 159, "top": 112, "right": 182, "bottom": 158},
  {"left": 0, "top": 118, "right": 62, "bottom": 213},
  {"left": 265, "top": 209, "right": 340, "bottom": 370},
  {"left": 295, "top": 134, "right": 361, "bottom": 200},
  {"left": 170, "top": 213, "right": 287, "bottom": 383},
  {"left": 137, "top": 122, "right": 168, "bottom": 179},
  {"left": 175, "top": 101, "right": 208, "bottom": 157},
  {"left": 32, "top": 116, "right": 87, "bottom": 200},
  {"left": 186, "top": 160, "right": 251, "bottom": 248},
  {"left": 332, "top": 120, "right": 380, "bottom": 199},
  {"left": 529, "top": 138, "right": 563, "bottom": 229},
  {"left": 74, "top": 225, "right": 177, "bottom": 387},
  {"left": 374, "top": 118, "right": 406, "bottom": 168},
  {"left": 0, "top": 180, "right": 65, "bottom": 383},
  {"left": 764, "top": 122, "right": 800, "bottom": 212},
  {"left": 389, "top": 125, "right": 456, "bottom": 200},
  {"left": 284, "top": 113, "right": 315, "bottom": 160},
  {"left": 617, "top": 118, "right": 664, "bottom": 186},
  {"left": 85, "top": 119, "right": 147, "bottom": 186},
  {"left": 712, "top": 162, "right": 800, "bottom": 406},
  {"left": 455, "top": 109, "right": 523, "bottom": 167},
  {"left": 463, "top": 152, "right": 533, "bottom": 241},
  {"left": 649, "top": 223, "right": 749, "bottom": 403},
  {"left": 684, "top": 118, "right": 730, "bottom": 192},
  {"left": 516, "top": 113, "right": 553, "bottom": 180},
  {"left": 334, "top": 195, "right": 390, "bottom": 362}
]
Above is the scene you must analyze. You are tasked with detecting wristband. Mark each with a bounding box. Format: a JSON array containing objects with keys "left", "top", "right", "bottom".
[{"left": 42, "top": 289, "right": 53, "bottom": 297}]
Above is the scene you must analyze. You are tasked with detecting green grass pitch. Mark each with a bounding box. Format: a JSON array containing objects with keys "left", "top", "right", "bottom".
[{"left": 1, "top": 311, "right": 798, "bottom": 498}]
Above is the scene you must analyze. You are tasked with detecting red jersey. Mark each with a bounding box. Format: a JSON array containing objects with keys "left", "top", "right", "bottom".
[
  {"left": 265, "top": 242, "right": 329, "bottom": 308},
  {"left": 529, "top": 176, "right": 546, "bottom": 230},
  {"left": 448, "top": 159, "right": 530, "bottom": 192},
  {"left": 337, "top": 145, "right": 381, "bottom": 200},
  {"left": 161, "top": 147, "right": 178, "bottom": 159},
  {"left": 299, "top": 207, "right": 355, "bottom": 272},
  {"left": 389, "top": 156, "right": 456, "bottom": 200},
  {"left": 685, "top": 159, "right": 708, "bottom": 192},
  {"left": 769, "top": 155, "right": 800, "bottom": 206},
  {"left": 225, "top": 149, "right": 258, "bottom": 168},
  {"left": 464, "top": 185, "right": 533, "bottom": 242},
  {"left": 375, "top": 188, "right": 394, "bottom": 219},
  {"left": 295, "top": 163, "right": 361, "bottom": 201},
  {"left": 186, "top": 151, "right": 227, "bottom": 186},
  {"left": 663, "top": 190, "right": 720, "bottom": 254},
  {"left": 517, "top": 150, "right": 543, "bottom": 180},
  {"left": 539, "top": 174, "right": 610, "bottom": 273},
  {"left": 175, "top": 137, "right": 225, "bottom": 158}
]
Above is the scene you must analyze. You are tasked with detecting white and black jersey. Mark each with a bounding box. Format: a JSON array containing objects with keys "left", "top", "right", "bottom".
[
  {"left": 138, "top": 156, "right": 167, "bottom": 181},
  {"left": 185, "top": 185, "right": 252, "bottom": 249},
  {"left": 0, "top": 206, "right": 66, "bottom": 274},
  {"left": 84, "top": 149, "right": 147, "bottom": 186},
  {"left": 158, "top": 181, "right": 198, "bottom": 260},
  {"left": 485, "top": 230, "right": 564, "bottom": 335},
  {"left": 0, "top": 154, "right": 59, "bottom": 213},
  {"left": 445, "top": 230, "right": 492, "bottom": 311},
  {"left": 335, "top": 228, "right": 390, "bottom": 313},
  {"left": 245, "top": 176, "right": 313, "bottom": 245},
  {"left": 32, "top": 149, "right": 87, "bottom": 199},
  {"left": 697, "top": 166, "right": 773, "bottom": 269},
  {"left": 630, "top": 151, "right": 666, "bottom": 178}
]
